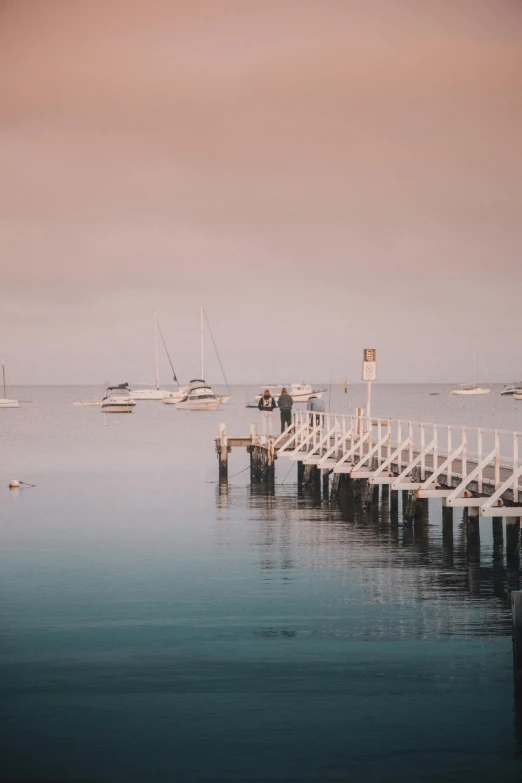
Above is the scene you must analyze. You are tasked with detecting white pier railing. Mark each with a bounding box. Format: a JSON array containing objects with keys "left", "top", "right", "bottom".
[{"left": 273, "top": 411, "right": 522, "bottom": 518}]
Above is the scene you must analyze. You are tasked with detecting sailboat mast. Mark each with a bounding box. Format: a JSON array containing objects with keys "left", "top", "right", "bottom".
[
  {"left": 200, "top": 305, "right": 205, "bottom": 380},
  {"left": 2, "top": 360, "right": 5, "bottom": 400},
  {"left": 473, "top": 335, "right": 476, "bottom": 388},
  {"left": 154, "top": 311, "right": 160, "bottom": 390}
]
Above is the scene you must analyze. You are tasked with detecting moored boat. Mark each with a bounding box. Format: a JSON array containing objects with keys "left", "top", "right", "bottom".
[
  {"left": 131, "top": 312, "right": 180, "bottom": 401},
  {"left": 451, "top": 337, "right": 491, "bottom": 396},
  {"left": 101, "top": 383, "right": 136, "bottom": 413},
  {"left": 502, "top": 383, "right": 522, "bottom": 396},
  {"left": 0, "top": 360, "right": 19, "bottom": 408},
  {"left": 176, "top": 385, "right": 220, "bottom": 411}
]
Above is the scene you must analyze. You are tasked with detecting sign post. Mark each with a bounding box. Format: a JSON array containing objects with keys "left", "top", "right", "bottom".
[{"left": 362, "top": 349, "right": 377, "bottom": 422}]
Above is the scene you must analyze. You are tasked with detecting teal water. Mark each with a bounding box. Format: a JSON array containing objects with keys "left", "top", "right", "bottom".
[{"left": 2, "top": 386, "right": 522, "bottom": 781}]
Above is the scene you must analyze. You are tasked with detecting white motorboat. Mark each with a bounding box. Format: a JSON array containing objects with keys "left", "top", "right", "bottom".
[
  {"left": 0, "top": 360, "right": 19, "bottom": 408},
  {"left": 502, "top": 383, "right": 522, "bottom": 396},
  {"left": 131, "top": 312, "right": 180, "bottom": 401},
  {"left": 176, "top": 384, "right": 221, "bottom": 411},
  {"left": 101, "top": 383, "right": 136, "bottom": 413},
  {"left": 451, "top": 337, "right": 491, "bottom": 396},
  {"left": 254, "top": 383, "right": 326, "bottom": 404}
]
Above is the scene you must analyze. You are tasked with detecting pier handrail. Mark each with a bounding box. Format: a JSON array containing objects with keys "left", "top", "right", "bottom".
[{"left": 287, "top": 410, "right": 522, "bottom": 513}]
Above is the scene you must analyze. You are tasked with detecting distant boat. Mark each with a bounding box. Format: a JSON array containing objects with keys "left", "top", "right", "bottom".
[
  {"left": 451, "top": 337, "right": 491, "bottom": 396},
  {"left": 73, "top": 400, "right": 103, "bottom": 407},
  {"left": 163, "top": 305, "right": 230, "bottom": 408},
  {"left": 101, "top": 383, "right": 136, "bottom": 413},
  {"left": 131, "top": 312, "right": 181, "bottom": 401},
  {"left": 176, "top": 384, "right": 221, "bottom": 411},
  {"left": 501, "top": 383, "right": 522, "bottom": 396},
  {"left": 0, "top": 360, "right": 19, "bottom": 408},
  {"left": 253, "top": 383, "right": 326, "bottom": 404}
]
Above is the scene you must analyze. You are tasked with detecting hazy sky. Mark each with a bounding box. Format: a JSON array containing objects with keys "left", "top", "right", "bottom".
[{"left": 1, "top": 0, "right": 521, "bottom": 385}]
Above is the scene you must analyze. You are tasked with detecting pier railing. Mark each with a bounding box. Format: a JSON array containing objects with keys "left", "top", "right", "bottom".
[{"left": 273, "top": 411, "right": 522, "bottom": 517}]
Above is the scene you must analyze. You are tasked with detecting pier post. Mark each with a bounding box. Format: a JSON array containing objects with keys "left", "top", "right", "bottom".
[
  {"left": 403, "top": 469, "right": 427, "bottom": 523},
  {"left": 390, "top": 490, "right": 399, "bottom": 523},
  {"left": 465, "top": 505, "right": 480, "bottom": 545},
  {"left": 216, "top": 423, "right": 229, "bottom": 482},
  {"left": 442, "top": 498, "right": 453, "bottom": 527},
  {"left": 322, "top": 469, "right": 329, "bottom": 501},
  {"left": 507, "top": 518, "right": 521, "bottom": 556},
  {"left": 512, "top": 590, "right": 522, "bottom": 682},
  {"left": 297, "top": 460, "right": 304, "bottom": 488}
]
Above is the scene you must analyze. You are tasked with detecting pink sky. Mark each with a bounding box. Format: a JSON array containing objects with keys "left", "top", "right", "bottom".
[{"left": 1, "top": 0, "right": 521, "bottom": 384}]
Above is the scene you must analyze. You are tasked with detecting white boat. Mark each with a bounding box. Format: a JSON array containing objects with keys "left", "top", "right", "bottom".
[
  {"left": 131, "top": 312, "right": 181, "bottom": 401},
  {"left": 176, "top": 384, "right": 221, "bottom": 411},
  {"left": 163, "top": 306, "right": 230, "bottom": 408},
  {"left": 0, "top": 360, "right": 19, "bottom": 408},
  {"left": 254, "top": 383, "right": 326, "bottom": 404},
  {"left": 451, "top": 385, "right": 491, "bottom": 396},
  {"left": 101, "top": 383, "right": 136, "bottom": 413},
  {"left": 502, "top": 383, "right": 522, "bottom": 396},
  {"left": 451, "top": 337, "right": 491, "bottom": 396}
]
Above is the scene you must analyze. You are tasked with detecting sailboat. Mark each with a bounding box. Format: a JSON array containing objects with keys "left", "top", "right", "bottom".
[
  {"left": 131, "top": 312, "right": 182, "bottom": 401},
  {"left": 451, "top": 337, "right": 491, "bottom": 396},
  {"left": 163, "top": 305, "right": 231, "bottom": 409},
  {"left": 0, "top": 360, "right": 19, "bottom": 408}
]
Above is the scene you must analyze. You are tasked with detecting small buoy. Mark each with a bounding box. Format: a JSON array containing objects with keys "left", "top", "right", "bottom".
[{"left": 9, "top": 480, "right": 20, "bottom": 489}]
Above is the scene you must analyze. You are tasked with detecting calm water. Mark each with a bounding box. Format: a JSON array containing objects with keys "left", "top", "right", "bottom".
[{"left": 2, "top": 385, "right": 522, "bottom": 782}]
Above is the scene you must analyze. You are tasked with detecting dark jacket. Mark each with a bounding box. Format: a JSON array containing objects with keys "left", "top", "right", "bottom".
[
  {"left": 278, "top": 393, "right": 293, "bottom": 411},
  {"left": 258, "top": 394, "right": 276, "bottom": 411}
]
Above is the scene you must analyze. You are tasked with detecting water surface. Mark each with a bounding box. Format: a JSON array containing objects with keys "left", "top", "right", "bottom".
[{"left": 2, "top": 385, "right": 522, "bottom": 781}]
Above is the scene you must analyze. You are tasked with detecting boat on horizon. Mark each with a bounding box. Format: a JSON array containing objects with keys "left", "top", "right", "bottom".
[
  {"left": 131, "top": 312, "right": 181, "bottom": 401},
  {"left": 501, "top": 383, "right": 522, "bottom": 396},
  {"left": 176, "top": 382, "right": 221, "bottom": 411},
  {"left": 163, "top": 306, "right": 230, "bottom": 409},
  {"left": 0, "top": 360, "right": 19, "bottom": 408},
  {"left": 451, "top": 337, "right": 491, "bottom": 396},
  {"left": 101, "top": 383, "right": 136, "bottom": 413}
]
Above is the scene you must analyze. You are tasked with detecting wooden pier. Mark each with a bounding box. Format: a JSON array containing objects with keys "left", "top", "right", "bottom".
[{"left": 216, "top": 411, "right": 522, "bottom": 517}]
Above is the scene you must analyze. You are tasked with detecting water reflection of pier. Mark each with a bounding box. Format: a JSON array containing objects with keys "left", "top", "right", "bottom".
[{"left": 216, "top": 482, "right": 518, "bottom": 638}]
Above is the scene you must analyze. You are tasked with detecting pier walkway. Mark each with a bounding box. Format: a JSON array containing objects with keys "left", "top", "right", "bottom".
[{"left": 216, "top": 411, "right": 522, "bottom": 518}]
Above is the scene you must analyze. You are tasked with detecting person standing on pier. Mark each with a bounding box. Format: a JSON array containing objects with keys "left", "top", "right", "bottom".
[
  {"left": 258, "top": 389, "right": 276, "bottom": 436},
  {"left": 306, "top": 395, "right": 325, "bottom": 427},
  {"left": 278, "top": 387, "right": 293, "bottom": 433}
]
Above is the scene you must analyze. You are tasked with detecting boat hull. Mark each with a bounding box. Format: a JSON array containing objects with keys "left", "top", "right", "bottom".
[
  {"left": 131, "top": 389, "right": 172, "bottom": 401},
  {"left": 101, "top": 404, "right": 135, "bottom": 413},
  {"left": 0, "top": 399, "right": 19, "bottom": 408},
  {"left": 451, "top": 388, "right": 491, "bottom": 396},
  {"left": 514, "top": 394, "right": 522, "bottom": 401},
  {"left": 177, "top": 400, "right": 220, "bottom": 411}
]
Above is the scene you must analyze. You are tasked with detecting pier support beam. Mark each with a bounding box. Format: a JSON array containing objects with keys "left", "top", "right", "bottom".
[
  {"left": 442, "top": 498, "right": 453, "bottom": 527},
  {"left": 403, "top": 470, "right": 428, "bottom": 523},
  {"left": 507, "top": 518, "right": 521, "bottom": 593},
  {"left": 249, "top": 445, "right": 275, "bottom": 486},
  {"left": 217, "top": 423, "right": 230, "bottom": 483},
  {"left": 512, "top": 590, "right": 522, "bottom": 682},
  {"left": 390, "top": 490, "right": 399, "bottom": 523},
  {"left": 322, "top": 469, "right": 329, "bottom": 501}
]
